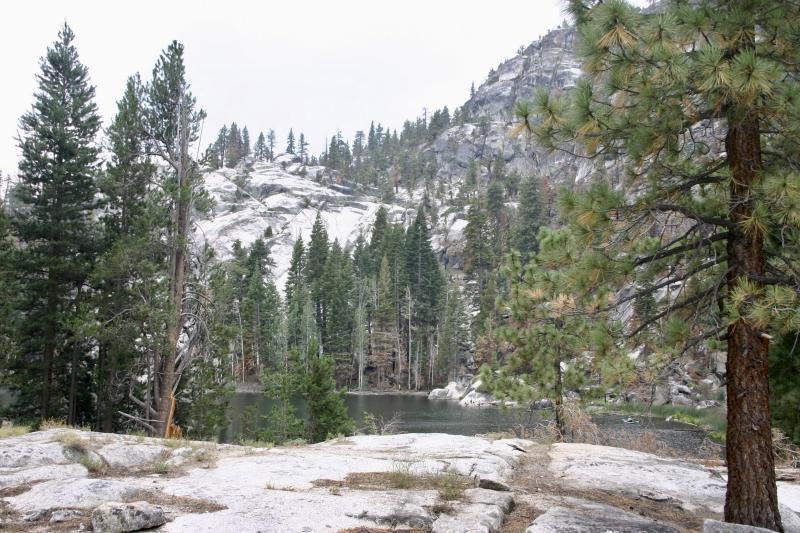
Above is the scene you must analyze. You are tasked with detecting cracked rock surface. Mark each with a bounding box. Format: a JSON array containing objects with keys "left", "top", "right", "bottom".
[{"left": 0, "top": 430, "right": 530, "bottom": 532}]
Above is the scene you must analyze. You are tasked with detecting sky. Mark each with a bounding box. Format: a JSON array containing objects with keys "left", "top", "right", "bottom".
[{"left": 0, "top": 0, "right": 577, "bottom": 175}]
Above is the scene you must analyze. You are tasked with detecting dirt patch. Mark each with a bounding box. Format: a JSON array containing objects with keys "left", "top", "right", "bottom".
[
  {"left": 501, "top": 501, "right": 543, "bottom": 533},
  {"left": 131, "top": 490, "right": 226, "bottom": 514},
  {"left": 336, "top": 526, "right": 431, "bottom": 533},
  {"left": 0, "top": 483, "right": 33, "bottom": 498}
]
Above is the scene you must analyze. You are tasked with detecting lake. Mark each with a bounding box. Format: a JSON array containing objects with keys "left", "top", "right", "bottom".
[
  {"left": 223, "top": 392, "right": 713, "bottom": 457},
  {"left": 222, "top": 392, "right": 527, "bottom": 442}
]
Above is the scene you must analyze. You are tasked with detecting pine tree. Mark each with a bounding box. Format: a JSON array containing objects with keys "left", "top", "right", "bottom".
[
  {"left": 305, "top": 349, "right": 354, "bottom": 443},
  {"left": 92, "top": 74, "right": 158, "bottom": 431},
  {"left": 226, "top": 122, "right": 243, "bottom": 167},
  {"left": 9, "top": 24, "right": 101, "bottom": 422},
  {"left": 298, "top": 132, "right": 308, "bottom": 163},
  {"left": 484, "top": 228, "right": 621, "bottom": 437},
  {"left": 320, "top": 240, "right": 354, "bottom": 363},
  {"left": 0, "top": 206, "right": 19, "bottom": 403},
  {"left": 516, "top": 1, "right": 800, "bottom": 527},
  {"left": 511, "top": 175, "right": 542, "bottom": 260},
  {"left": 241, "top": 126, "right": 251, "bottom": 158},
  {"left": 267, "top": 129, "right": 276, "bottom": 161},
  {"left": 212, "top": 125, "right": 228, "bottom": 169},
  {"left": 261, "top": 347, "right": 304, "bottom": 443},
  {"left": 438, "top": 281, "right": 470, "bottom": 383},
  {"left": 254, "top": 131, "right": 267, "bottom": 161},
  {"left": 139, "top": 40, "right": 206, "bottom": 436},
  {"left": 403, "top": 208, "right": 445, "bottom": 389},
  {"left": 306, "top": 212, "right": 329, "bottom": 332},
  {"left": 464, "top": 201, "right": 492, "bottom": 281},
  {"left": 286, "top": 128, "right": 295, "bottom": 154}
]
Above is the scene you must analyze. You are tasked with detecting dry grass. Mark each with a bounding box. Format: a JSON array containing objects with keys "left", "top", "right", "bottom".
[
  {"left": 78, "top": 454, "right": 106, "bottom": 475},
  {"left": 773, "top": 429, "right": 800, "bottom": 468},
  {"left": 132, "top": 490, "right": 226, "bottom": 514},
  {"left": 500, "top": 502, "right": 542, "bottom": 533},
  {"left": 40, "top": 418, "right": 71, "bottom": 430},
  {"left": 0, "top": 422, "right": 31, "bottom": 439},
  {"left": 336, "top": 527, "right": 431, "bottom": 533},
  {"left": 0, "top": 483, "right": 33, "bottom": 498},
  {"left": 314, "top": 468, "right": 473, "bottom": 503}
]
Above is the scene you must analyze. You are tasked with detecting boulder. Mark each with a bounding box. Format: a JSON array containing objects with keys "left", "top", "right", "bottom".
[
  {"left": 703, "top": 519, "right": 774, "bottom": 533},
  {"left": 428, "top": 381, "right": 466, "bottom": 401},
  {"left": 460, "top": 390, "right": 493, "bottom": 407},
  {"left": 0, "top": 441, "right": 70, "bottom": 468},
  {"left": 98, "top": 442, "right": 169, "bottom": 469},
  {"left": 528, "top": 503, "right": 679, "bottom": 532},
  {"left": 6, "top": 478, "right": 139, "bottom": 512},
  {"left": 49, "top": 509, "right": 83, "bottom": 523},
  {"left": 91, "top": 501, "right": 166, "bottom": 533}
]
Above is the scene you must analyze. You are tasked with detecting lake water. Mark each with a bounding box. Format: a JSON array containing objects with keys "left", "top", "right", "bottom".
[
  {"left": 222, "top": 392, "right": 527, "bottom": 442},
  {"left": 222, "top": 392, "right": 712, "bottom": 457}
]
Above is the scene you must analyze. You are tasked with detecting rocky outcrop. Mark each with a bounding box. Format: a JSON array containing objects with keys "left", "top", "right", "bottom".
[
  {"left": 425, "top": 24, "right": 588, "bottom": 191},
  {"left": 428, "top": 381, "right": 467, "bottom": 400},
  {"left": 0, "top": 429, "right": 531, "bottom": 532},
  {"left": 528, "top": 502, "right": 680, "bottom": 533}
]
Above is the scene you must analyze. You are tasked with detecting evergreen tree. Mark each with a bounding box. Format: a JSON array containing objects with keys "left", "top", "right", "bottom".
[
  {"left": 212, "top": 125, "right": 228, "bottom": 169},
  {"left": 438, "top": 281, "right": 470, "bottom": 384},
  {"left": 8, "top": 24, "right": 101, "bottom": 422},
  {"left": 511, "top": 175, "right": 542, "bottom": 260},
  {"left": 484, "top": 228, "right": 622, "bottom": 436},
  {"left": 515, "top": 1, "right": 800, "bottom": 526},
  {"left": 139, "top": 39, "right": 206, "bottom": 436},
  {"left": 286, "top": 128, "right": 296, "bottom": 154},
  {"left": 305, "top": 349, "right": 354, "bottom": 443},
  {"left": 254, "top": 131, "right": 267, "bottom": 161},
  {"left": 241, "top": 126, "right": 251, "bottom": 158},
  {"left": 463, "top": 201, "right": 492, "bottom": 281},
  {"left": 267, "top": 129, "right": 276, "bottom": 161},
  {"left": 404, "top": 208, "right": 445, "bottom": 388},
  {"left": 306, "top": 212, "right": 329, "bottom": 332},
  {"left": 320, "top": 240, "right": 354, "bottom": 361},
  {"left": 226, "top": 122, "right": 243, "bottom": 167},
  {"left": 92, "top": 74, "right": 159, "bottom": 431},
  {"left": 261, "top": 347, "right": 304, "bottom": 443},
  {"left": 298, "top": 132, "right": 308, "bottom": 163}
]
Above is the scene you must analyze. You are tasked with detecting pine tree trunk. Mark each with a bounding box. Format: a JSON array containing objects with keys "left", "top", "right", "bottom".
[
  {"left": 554, "top": 347, "right": 565, "bottom": 439},
  {"left": 155, "top": 97, "right": 191, "bottom": 437},
  {"left": 724, "top": 109, "right": 782, "bottom": 531}
]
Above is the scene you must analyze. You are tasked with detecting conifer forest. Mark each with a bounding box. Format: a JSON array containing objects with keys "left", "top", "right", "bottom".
[{"left": 1, "top": 1, "right": 800, "bottom": 530}]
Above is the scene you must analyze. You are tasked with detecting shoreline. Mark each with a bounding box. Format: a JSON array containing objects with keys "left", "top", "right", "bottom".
[{"left": 234, "top": 383, "right": 433, "bottom": 396}]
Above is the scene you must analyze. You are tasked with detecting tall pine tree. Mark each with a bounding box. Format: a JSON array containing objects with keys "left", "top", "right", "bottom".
[{"left": 9, "top": 24, "right": 101, "bottom": 422}]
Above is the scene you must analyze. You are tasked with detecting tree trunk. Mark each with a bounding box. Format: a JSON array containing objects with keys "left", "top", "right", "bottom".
[
  {"left": 154, "top": 96, "right": 191, "bottom": 437},
  {"left": 554, "top": 348, "right": 565, "bottom": 439},
  {"left": 724, "top": 109, "right": 782, "bottom": 531}
]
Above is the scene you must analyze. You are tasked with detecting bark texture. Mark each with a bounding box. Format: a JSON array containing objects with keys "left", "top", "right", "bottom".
[{"left": 724, "top": 109, "right": 782, "bottom": 532}]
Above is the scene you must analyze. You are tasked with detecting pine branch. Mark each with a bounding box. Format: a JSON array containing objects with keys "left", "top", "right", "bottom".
[
  {"left": 631, "top": 232, "right": 729, "bottom": 267},
  {"left": 652, "top": 204, "right": 734, "bottom": 229},
  {"left": 610, "top": 256, "right": 726, "bottom": 311},
  {"left": 626, "top": 285, "right": 719, "bottom": 339}
]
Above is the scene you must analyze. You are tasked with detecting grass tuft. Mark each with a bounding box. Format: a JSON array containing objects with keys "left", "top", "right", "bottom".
[{"left": 0, "top": 422, "right": 31, "bottom": 439}]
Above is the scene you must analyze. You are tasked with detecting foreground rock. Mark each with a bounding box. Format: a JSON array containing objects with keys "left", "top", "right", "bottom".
[
  {"left": 528, "top": 501, "right": 680, "bottom": 533},
  {"left": 2, "top": 430, "right": 798, "bottom": 532},
  {"left": 0, "top": 430, "right": 530, "bottom": 532},
  {"left": 92, "top": 501, "right": 166, "bottom": 533}
]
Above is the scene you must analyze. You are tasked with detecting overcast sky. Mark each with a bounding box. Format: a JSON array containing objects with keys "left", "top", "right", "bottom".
[{"left": 0, "top": 0, "right": 578, "bottom": 175}]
